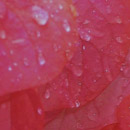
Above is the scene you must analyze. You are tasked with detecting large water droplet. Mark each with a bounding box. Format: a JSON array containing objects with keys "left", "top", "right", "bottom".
[{"left": 32, "top": 5, "right": 49, "bottom": 26}]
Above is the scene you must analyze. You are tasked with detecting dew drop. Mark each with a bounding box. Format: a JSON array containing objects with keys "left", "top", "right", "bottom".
[
  {"left": 82, "top": 45, "right": 86, "bottom": 50},
  {"left": 115, "top": 16, "right": 122, "bottom": 24},
  {"left": 65, "top": 78, "right": 69, "bottom": 87},
  {"left": 12, "top": 39, "right": 25, "bottom": 44},
  {"left": 120, "top": 67, "right": 124, "bottom": 71},
  {"left": 59, "top": 4, "right": 63, "bottom": 10},
  {"left": 37, "top": 108, "right": 42, "bottom": 115},
  {"left": 44, "top": 89, "right": 50, "bottom": 99},
  {"left": 0, "top": 30, "right": 6, "bottom": 39},
  {"left": 73, "top": 67, "right": 83, "bottom": 77},
  {"left": 13, "top": 62, "right": 18, "bottom": 66},
  {"left": 63, "top": 20, "right": 71, "bottom": 32},
  {"left": 83, "top": 19, "right": 90, "bottom": 24},
  {"left": 84, "top": 34, "right": 91, "bottom": 41},
  {"left": 106, "top": 5, "right": 111, "bottom": 14},
  {"left": 10, "top": 50, "right": 14, "bottom": 55},
  {"left": 32, "top": 5, "right": 49, "bottom": 26},
  {"left": 36, "top": 31, "right": 41, "bottom": 38},
  {"left": 65, "top": 50, "right": 73, "bottom": 60},
  {"left": 23, "top": 58, "right": 29, "bottom": 66},
  {"left": 8, "top": 66, "right": 12, "bottom": 71},
  {"left": 116, "top": 37, "right": 123, "bottom": 43},
  {"left": 87, "top": 113, "right": 97, "bottom": 121},
  {"left": 75, "top": 100, "right": 80, "bottom": 108},
  {"left": 38, "top": 52, "right": 46, "bottom": 66}
]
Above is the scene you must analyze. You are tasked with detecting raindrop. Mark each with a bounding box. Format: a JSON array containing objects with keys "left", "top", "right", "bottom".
[
  {"left": 44, "top": 89, "right": 50, "bottom": 99},
  {"left": 120, "top": 67, "right": 124, "bottom": 71},
  {"left": 53, "top": 44, "right": 61, "bottom": 52},
  {"left": 59, "top": 4, "right": 63, "bottom": 10},
  {"left": 65, "top": 78, "right": 69, "bottom": 87},
  {"left": 13, "top": 62, "right": 18, "bottom": 66},
  {"left": 10, "top": 50, "right": 14, "bottom": 55},
  {"left": 82, "top": 45, "right": 86, "bottom": 50},
  {"left": 8, "top": 66, "right": 12, "bottom": 71},
  {"left": 37, "top": 108, "right": 42, "bottom": 115},
  {"left": 115, "top": 16, "right": 122, "bottom": 24},
  {"left": 87, "top": 113, "right": 97, "bottom": 121},
  {"left": 73, "top": 67, "right": 83, "bottom": 77},
  {"left": 75, "top": 100, "right": 80, "bottom": 108},
  {"left": 38, "top": 52, "right": 46, "bottom": 66},
  {"left": 93, "top": 79, "right": 97, "bottom": 83},
  {"left": 0, "top": 30, "right": 6, "bottom": 39},
  {"left": 83, "top": 19, "right": 90, "bottom": 24},
  {"left": 23, "top": 58, "right": 29, "bottom": 66},
  {"left": 63, "top": 20, "right": 71, "bottom": 32},
  {"left": 36, "top": 31, "right": 41, "bottom": 38},
  {"left": 12, "top": 39, "right": 25, "bottom": 44},
  {"left": 116, "top": 37, "right": 123, "bottom": 43},
  {"left": 106, "top": 5, "right": 111, "bottom": 14},
  {"left": 84, "top": 34, "right": 91, "bottom": 41},
  {"left": 32, "top": 5, "right": 49, "bottom": 26},
  {"left": 65, "top": 50, "right": 73, "bottom": 60}
]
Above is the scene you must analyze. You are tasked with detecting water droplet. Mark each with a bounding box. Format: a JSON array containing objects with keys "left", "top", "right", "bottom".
[
  {"left": 8, "top": 66, "right": 12, "bottom": 71},
  {"left": 93, "top": 79, "right": 97, "bottom": 83},
  {"left": 65, "top": 50, "right": 73, "bottom": 60},
  {"left": 65, "top": 78, "right": 69, "bottom": 87},
  {"left": 116, "top": 37, "right": 123, "bottom": 43},
  {"left": 53, "top": 44, "right": 61, "bottom": 52},
  {"left": 12, "top": 39, "right": 25, "bottom": 44},
  {"left": 84, "top": 34, "right": 91, "bottom": 41},
  {"left": 0, "top": 30, "right": 6, "bottom": 39},
  {"left": 23, "top": 58, "right": 29, "bottom": 66},
  {"left": 87, "top": 113, "right": 97, "bottom": 121},
  {"left": 120, "top": 67, "right": 124, "bottom": 71},
  {"left": 123, "top": 67, "right": 130, "bottom": 78},
  {"left": 106, "top": 5, "right": 111, "bottom": 14},
  {"left": 32, "top": 5, "right": 49, "bottom": 26},
  {"left": 37, "top": 108, "right": 42, "bottom": 115},
  {"left": 63, "top": 20, "right": 71, "bottom": 32},
  {"left": 59, "top": 4, "right": 63, "bottom": 10},
  {"left": 83, "top": 19, "right": 90, "bottom": 24},
  {"left": 115, "top": 16, "right": 122, "bottom": 24},
  {"left": 13, "top": 62, "right": 18, "bottom": 66},
  {"left": 10, "top": 50, "right": 14, "bottom": 55},
  {"left": 44, "top": 89, "right": 50, "bottom": 99},
  {"left": 36, "top": 31, "right": 41, "bottom": 38},
  {"left": 75, "top": 100, "right": 80, "bottom": 108},
  {"left": 38, "top": 52, "right": 46, "bottom": 66},
  {"left": 73, "top": 67, "right": 83, "bottom": 77},
  {"left": 82, "top": 45, "right": 86, "bottom": 50}
]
